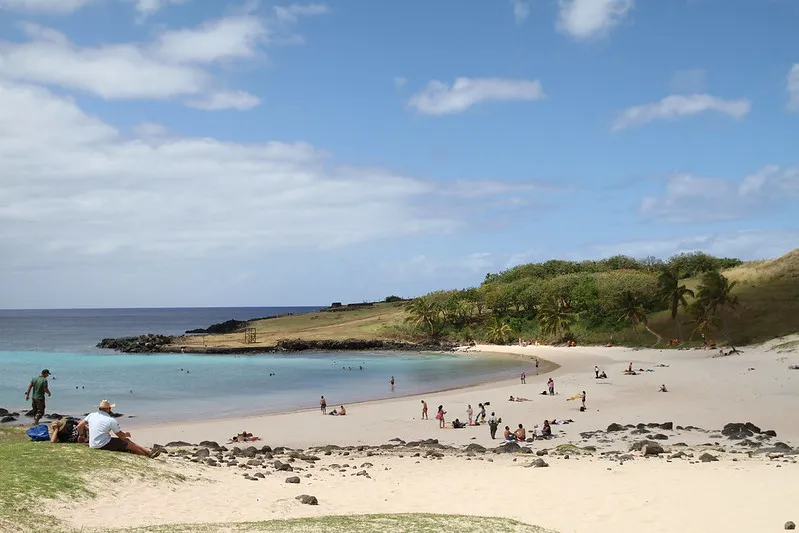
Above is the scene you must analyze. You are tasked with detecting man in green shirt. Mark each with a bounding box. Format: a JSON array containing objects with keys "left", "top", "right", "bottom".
[{"left": 25, "top": 369, "right": 51, "bottom": 425}]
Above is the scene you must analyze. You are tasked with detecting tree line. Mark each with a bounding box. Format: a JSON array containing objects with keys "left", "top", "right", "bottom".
[{"left": 402, "top": 252, "right": 741, "bottom": 346}]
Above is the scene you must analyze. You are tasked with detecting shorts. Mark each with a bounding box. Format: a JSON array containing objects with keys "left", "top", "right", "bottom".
[{"left": 100, "top": 438, "right": 130, "bottom": 453}]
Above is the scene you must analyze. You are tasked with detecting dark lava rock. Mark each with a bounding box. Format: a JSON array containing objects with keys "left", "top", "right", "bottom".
[
  {"left": 260, "top": 445, "right": 273, "bottom": 453},
  {"left": 630, "top": 440, "right": 664, "bottom": 455},
  {"left": 659, "top": 422, "right": 674, "bottom": 430},
  {"left": 699, "top": 453, "right": 719, "bottom": 462},
  {"left": 606, "top": 423, "right": 625, "bottom": 432},
  {"left": 425, "top": 450, "right": 443, "bottom": 458},
  {"left": 356, "top": 470, "right": 370, "bottom": 477},
  {"left": 97, "top": 334, "right": 174, "bottom": 353},
  {"left": 651, "top": 434, "right": 669, "bottom": 440},
  {"left": 495, "top": 442, "right": 521, "bottom": 453},
  {"left": 296, "top": 494, "right": 318, "bottom": 505},
  {"left": 285, "top": 476, "right": 301, "bottom": 484},
  {"left": 199, "top": 441, "right": 220, "bottom": 449},
  {"left": 722, "top": 423, "right": 754, "bottom": 440},
  {"left": 631, "top": 428, "right": 648, "bottom": 435},
  {"left": 763, "top": 430, "right": 777, "bottom": 438},
  {"left": 194, "top": 448, "right": 210, "bottom": 459},
  {"left": 669, "top": 451, "right": 687, "bottom": 459},
  {"left": 785, "top": 521, "right": 795, "bottom": 530},
  {"left": 405, "top": 439, "right": 441, "bottom": 447},
  {"left": 536, "top": 450, "right": 548, "bottom": 457},
  {"left": 0, "top": 408, "right": 8, "bottom": 416},
  {"left": 186, "top": 319, "right": 249, "bottom": 335},
  {"left": 744, "top": 422, "right": 761, "bottom": 434},
  {"left": 532, "top": 458, "right": 549, "bottom": 468},
  {"left": 274, "top": 461, "right": 293, "bottom": 472},
  {"left": 465, "top": 443, "right": 486, "bottom": 453},
  {"left": 242, "top": 446, "right": 258, "bottom": 458},
  {"left": 1, "top": 415, "right": 17, "bottom": 423},
  {"left": 165, "top": 441, "right": 193, "bottom": 447}
]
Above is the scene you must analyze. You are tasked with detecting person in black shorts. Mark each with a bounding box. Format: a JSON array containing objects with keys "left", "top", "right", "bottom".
[{"left": 320, "top": 396, "right": 327, "bottom": 414}]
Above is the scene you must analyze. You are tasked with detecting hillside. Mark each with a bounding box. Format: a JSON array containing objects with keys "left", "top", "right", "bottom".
[{"left": 159, "top": 249, "right": 799, "bottom": 351}]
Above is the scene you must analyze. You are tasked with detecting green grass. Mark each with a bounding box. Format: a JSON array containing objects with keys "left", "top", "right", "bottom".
[
  {"left": 107, "top": 514, "right": 555, "bottom": 533},
  {"left": 0, "top": 427, "right": 182, "bottom": 532}
]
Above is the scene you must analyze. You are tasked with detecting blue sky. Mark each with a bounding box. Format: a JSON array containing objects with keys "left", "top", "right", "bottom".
[{"left": 0, "top": 0, "right": 798, "bottom": 308}]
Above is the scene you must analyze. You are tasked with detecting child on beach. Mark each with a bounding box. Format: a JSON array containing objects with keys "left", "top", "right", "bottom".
[
  {"left": 421, "top": 400, "right": 429, "bottom": 420},
  {"left": 435, "top": 405, "right": 447, "bottom": 429},
  {"left": 547, "top": 378, "right": 555, "bottom": 395},
  {"left": 467, "top": 404, "right": 474, "bottom": 425}
]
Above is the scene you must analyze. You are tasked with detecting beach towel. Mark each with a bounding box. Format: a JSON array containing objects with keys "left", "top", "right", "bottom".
[
  {"left": 26, "top": 424, "right": 50, "bottom": 441},
  {"left": 566, "top": 394, "right": 582, "bottom": 401}
]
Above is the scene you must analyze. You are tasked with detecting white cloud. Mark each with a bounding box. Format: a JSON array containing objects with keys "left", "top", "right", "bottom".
[
  {"left": 670, "top": 69, "right": 707, "bottom": 94},
  {"left": 556, "top": 0, "right": 634, "bottom": 40},
  {"left": 788, "top": 64, "right": 799, "bottom": 112},
  {"left": 0, "top": 82, "right": 543, "bottom": 279},
  {"left": 393, "top": 76, "right": 407, "bottom": 89},
  {"left": 0, "top": 16, "right": 272, "bottom": 107},
  {"left": 612, "top": 94, "right": 751, "bottom": 131},
  {"left": 152, "top": 16, "right": 267, "bottom": 64},
  {"left": 408, "top": 77, "right": 545, "bottom": 116},
  {"left": 274, "top": 3, "right": 329, "bottom": 22},
  {"left": 639, "top": 166, "right": 798, "bottom": 223},
  {"left": 512, "top": 0, "right": 531, "bottom": 24},
  {"left": 0, "top": 0, "right": 97, "bottom": 13},
  {"left": 186, "top": 90, "right": 261, "bottom": 110},
  {"left": 133, "top": 0, "right": 191, "bottom": 15}
]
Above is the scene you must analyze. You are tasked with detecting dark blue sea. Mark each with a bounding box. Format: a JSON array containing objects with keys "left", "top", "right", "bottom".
[{"left": 0, "top": 308, "right": 524, "bottom": 423}]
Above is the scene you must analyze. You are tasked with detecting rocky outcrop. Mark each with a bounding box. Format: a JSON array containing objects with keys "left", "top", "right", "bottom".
[
  {"left": 185, "top": 319, "right": 248, "bottom": 335},
  {"left": 96, "top": 334, "right": 174, "bottom": 353},
  {"left": 274, "top": 338, "right": 456, "bottom": 352}
]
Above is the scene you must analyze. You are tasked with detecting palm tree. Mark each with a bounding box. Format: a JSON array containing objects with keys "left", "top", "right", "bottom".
[
  {"left": 404, "top": 296, "right": 441, "bottom": 336},
  {"left": 484, "top": 316, "right": 513, "bottom": 345},
  {"left": 658, "top": 269, "right": 695, "bottom": 340},
  {"left": 688, "top": 300, "right": 721, "bottom": 341},
  {"left": 616, "top": 291, "right": 662, "bottom": 344},
  {"left": 537, "top": 297, "right": 575, "bottom": 340},
  {"left": 696, "top": 271, "right": 739, "bottom": 340}
]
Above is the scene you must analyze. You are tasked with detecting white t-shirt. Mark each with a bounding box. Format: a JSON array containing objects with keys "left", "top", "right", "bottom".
[{"left": 84, "top": 411, "right": 121, "bottom": 449}]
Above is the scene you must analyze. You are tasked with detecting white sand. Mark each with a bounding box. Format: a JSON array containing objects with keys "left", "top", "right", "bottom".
[{"left": 55, "top": 336, "right": 799, "bottom": 532}]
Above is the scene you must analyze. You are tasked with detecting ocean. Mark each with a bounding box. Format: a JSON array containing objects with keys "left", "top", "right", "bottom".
[{"left": 0, "top": 308, "right": 525, "bottom": 424}]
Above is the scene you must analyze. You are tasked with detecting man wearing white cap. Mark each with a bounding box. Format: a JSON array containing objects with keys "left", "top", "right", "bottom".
[{"left": 77, "top": 400, "right": 161, "bottom": 458}]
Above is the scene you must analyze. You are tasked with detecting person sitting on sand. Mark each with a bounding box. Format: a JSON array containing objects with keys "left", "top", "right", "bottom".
[
  {"left": 50, "top": 417, "right": 87, "bottom": 444},
  {"left": 452, "top": 418, "right": 466, "bottom": 429},
  {"left": 514, "top": 424, "right": 526, "bottom": 441},
  {"left": 541, "top": 420, "right": 552, "bottom": 438},
  {"left": 338, "top": 405, "right": 346, "bottom": 415},
  {"left": 435, "top": 405, "right": 447, "bottom": 429},
  {"left": 658, "top": 384, "right": 668, "bottom": 392},
  {"left": 477, "top": 403, "right": 487, "bottom": 424},
  {"left": 78, "top": 400, "right": 160, "bottom": 457},
  {"left": 503, "top": 426, "right": 515, "bottom": 441},
  {"left": 598, "top": 371, "right": 607, "bottom": 379}
]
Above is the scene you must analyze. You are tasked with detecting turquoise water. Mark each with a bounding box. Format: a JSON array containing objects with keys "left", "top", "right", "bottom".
[
  {"left": 0, "top": 350, "right": 525, "bottom": 423},
  {"left": 0, "top": 307, "right": 526, "bottom": 424}
]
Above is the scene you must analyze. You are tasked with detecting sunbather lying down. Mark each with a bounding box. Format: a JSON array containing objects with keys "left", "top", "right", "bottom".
[
  {"left": 508, "top": 396, "right": 530, "bottom": 402},
  {"left": 229, "top": 431, "right": 261, "bottom": 443}
]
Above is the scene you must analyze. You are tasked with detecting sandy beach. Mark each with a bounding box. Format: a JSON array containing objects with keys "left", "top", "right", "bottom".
[{"left": 53, "top": 336, "right": 799, "bottom": 532}]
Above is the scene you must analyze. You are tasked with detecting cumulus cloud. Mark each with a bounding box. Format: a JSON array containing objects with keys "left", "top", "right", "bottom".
[
  {"left": 0, "top": 81, "right": 547, "bottom": 282},
  {"left": 639, "top": 166, "right": 798, "bottom": 223},
  {"left": 612, "top": 94, "right": 751, "bottom": 131},
  {"left": 788, "top": 64, "right": 799, "bottom": 112},
  {"left": 186, "top": 90, "right": 261, "bottom": 110},
  {"left": 408, "top": 77, "right": 545, "bottom": 116},
  {"left": 0, "top": 16, "right": 272, "bottom": 108},
  {"left": 556, "top": 0, "right": 634, "bottom": 40},
  {"left": 512, "top": 0, "right": 531, "bottom": 24}
]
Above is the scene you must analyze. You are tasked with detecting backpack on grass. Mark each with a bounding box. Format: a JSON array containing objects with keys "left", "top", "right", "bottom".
[{"left": 26, "top": 424, "right": 50, "bottom": 442}]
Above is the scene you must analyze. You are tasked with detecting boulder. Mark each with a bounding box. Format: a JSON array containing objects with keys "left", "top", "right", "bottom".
[
  {"left": 744, "top": 422, "right": 761, "bottom": 434},
  {"left": 1, "top": 416, "right": 17, "bottom": 423},
  {"left": 606, "top": 423, "right": 625, "bottom": 432},
  {"left": 763, "top": 430, "right": 778, "bottom": 438},
  {"left": 659, "top": 422, "right": 674, "bottom": 430},
  {"left": 274, "top": 461, "right": 293, "bottom": 472},
  {"left": 165, "top": 441, "right": 193, "bottom": 447},
  {"left": 630, "top": 440, "right": 664, "bottom": 454},
  {"left": 651, "top": 434, "right": 669, "bottom": 440},
  {"left": 642, "top": 444, "right": 664, "bottom": 456},
  {"left": 296, "top": 494, "right": 318, "bottom": 505},
  {"left": 0, "top": 408, "right": 8, "bottom": 416},
  {"left": 194, "top": 448, "right": 210, "bottom": 459},
  {"left": 532, "top": 458, "right": 549, "bottom": 468},
  {"left": 699, "top": 453, "right": 718, "bottom": 462},
  {"left": 465, "top": 443, "right": 486, "bottom": 453},
  {"left": 495, "top": 442, "right": 521, "bottom": 453},
  {"left": 285, "top": 476, "right": 301, "bottom": 484},
  {"left": 199, "top": 441, "right": 220, "bottom": 449},
  {"left": 721, "top": 423, "right": 753, "bottom": 440},
  {"left": 785, "top": 521, "right": 795, "bottom": 530}
]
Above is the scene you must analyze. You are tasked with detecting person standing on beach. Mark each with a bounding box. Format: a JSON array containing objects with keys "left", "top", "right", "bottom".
[
  {"left": 478, "top": 403, "right": 486, "bottom": 423},
  {"left": 435, "top": 405, "right": 446, "bottom": 429},
  {"left": 488, "top": 412, "right": 499, "bottom": 439},
  {"left": 25, "top": 369, "right": 51, "bottom": 425},
  {"left": 320, "top": 396, "right": 327, "bottom": 415},
  {"left": 547, "top": 378, "right": 555, "bottom": 395},
  {"left": 594, "top": 365, "right": 599, "bottom": 378},
  {"left": 466, "top": 404, "right": 474, "bottom": 425},
  {"left": 421, "top": 400, "right": 429, "bottom": 420},
  {"left": 390, "top": 376, "right": 395, "bottom": 391},
  {"left": 581, "top": 390, "right": 586, "bottom": 409},
  {"left": 520, "top": 371, "right": 526, "bottom": 384}
]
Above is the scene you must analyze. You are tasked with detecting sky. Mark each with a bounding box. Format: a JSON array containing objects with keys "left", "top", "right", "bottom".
[{"left": 0, "top": 0, "right": 798, "bottom": 309}]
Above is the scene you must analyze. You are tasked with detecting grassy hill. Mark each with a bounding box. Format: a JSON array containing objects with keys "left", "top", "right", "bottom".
[{"left": 178, "top": 249, "right": 799, "bottom": 350}]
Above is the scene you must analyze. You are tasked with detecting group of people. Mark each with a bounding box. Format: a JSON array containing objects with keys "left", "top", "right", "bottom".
[{"left": 319, "top": 396, "right": 347, "bottom": 416}]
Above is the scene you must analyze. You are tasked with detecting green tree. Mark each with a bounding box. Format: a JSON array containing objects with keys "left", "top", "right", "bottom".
[
  {"left": 696, "top": 271, "right": 739, "bottom": 340},
  {"left": 688, "top": 300, "right": 721, "bottom": 341},
  {"left": 616, "top": 291, "right": 662, "bottom": 344},
  {"left": 537, "top": 297, "right": 576, "bottom": 340},
  {"left": 658, "top": 269, "right": 695, "bottom": 340},
  {"left": 484, "top": 316, "right": 513, "bottom": 345},
  {"left": 404, "top": 296, "right": 442, "bottom": 336}
]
